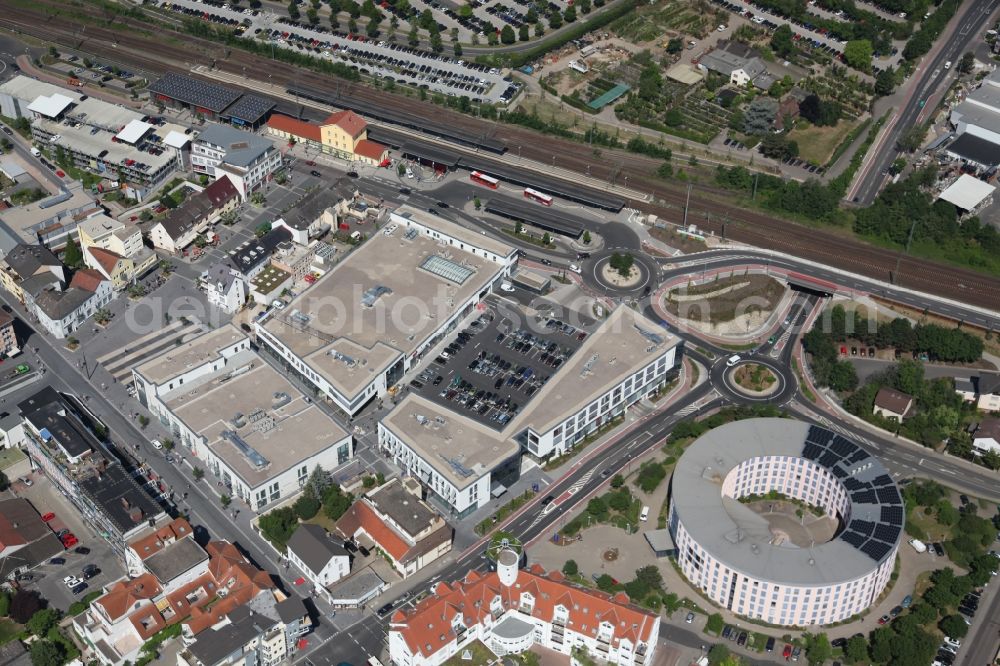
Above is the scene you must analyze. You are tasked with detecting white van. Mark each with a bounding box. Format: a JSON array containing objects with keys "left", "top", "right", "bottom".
[
  {"left": 640, "top": 506, "right": 650, "bottom": 522},
  {"left": 349, "top": 230, "right": 362, "bottom": 242},
  {"left": 30, "top": 147, "right": 41, "bottom": 158},
  {"left": 726, "top": 354, "right": 742, "bottom": 367}
]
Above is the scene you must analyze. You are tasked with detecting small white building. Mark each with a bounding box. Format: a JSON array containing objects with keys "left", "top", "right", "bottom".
[
  {"left": 30, "top": 269, "right": 113, "bottom": 339},
  {"left": 286, "top": 523, "right": 350, "bottom": 588},
  {"left": 956, "top": 374, "right": 1000, "bottom": 413},
  {"left": 937, "top": 174, "right": 995, "bottom": 215},
  {"left": 200, "top": 262, "right": 247, "bottom": 314}
]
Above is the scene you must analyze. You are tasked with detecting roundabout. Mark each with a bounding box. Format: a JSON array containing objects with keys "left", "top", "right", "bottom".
[
  {"left": 584, "top": 249, "right": 660, "bottom": 297},
  {"left": 711, "top": 356, "right": 795, "bottom": 404}
]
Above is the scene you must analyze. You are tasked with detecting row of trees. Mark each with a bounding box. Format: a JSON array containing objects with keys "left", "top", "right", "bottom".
[
  {"left": 821, "top": 304, "right": 984, "bottom": 363},
  {"left": 801, "top": 327, "right": 859, "bottom": 392},
  {"left": 258, "top": 466, "right": 353, "bottom": 551}
]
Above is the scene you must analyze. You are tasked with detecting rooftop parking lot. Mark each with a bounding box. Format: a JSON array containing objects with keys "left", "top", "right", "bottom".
[
  {"left": 409, "top": 298, "right": 591, "bottom": 430},
  {"left": 158, "top": 0, "right": 519, "bottom": 104}
]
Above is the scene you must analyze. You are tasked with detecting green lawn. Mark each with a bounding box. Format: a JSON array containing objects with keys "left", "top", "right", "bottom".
[
  {"left": 787, "top": 119, "right": 859, "bottom": 165},
  {"left": 0, "top": 619, "right": 23, "bottom": 645}
]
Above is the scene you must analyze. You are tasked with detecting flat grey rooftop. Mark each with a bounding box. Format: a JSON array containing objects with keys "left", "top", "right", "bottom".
[
  {"left": 143, "top": 537, "right": 208, "bottom": 584},
  {"left": 671, "top": 418, "right": 902, "bottom": 586},
  {"left": 367, "top": 478, "right": 440, "bottom": 537},
  {"left": 261, "top": 215, "right": 509, "bottom": 400},
  {"left": 162, "top": 350, "right": 349, "bottom": 489}
]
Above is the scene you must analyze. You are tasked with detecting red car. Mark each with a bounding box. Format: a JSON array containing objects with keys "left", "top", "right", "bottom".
[
  {"left": 878, "top": 614, "right": 890, "bottom": 625},
  {"left": 41, "top": 512, "right": 55, "bottom": 522},
  {"left": 55, "top": 170, "right": 65, "bottom": 178},
  {"left": 60, "top": 534, "right": 78, "bottom": 549},
  {"left": 783, "top": 644, "right": 792, "bottom": 660}
]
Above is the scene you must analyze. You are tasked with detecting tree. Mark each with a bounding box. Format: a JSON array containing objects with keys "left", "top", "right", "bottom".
[
  {"left": 287, "top": 0, "right": 300, "bottom": 20},
  {"left": 192, "top": 466, "right": 205, "bottom": 481},
  {"left": 844, "top": 634, "right": 868, "bottom": 662},
  {"left": 541, "top": 232, "right": 551, "bottom": 246},
  {"left": 582, "top": 230, "right": 591, "bottom": 245},
  {"left": 875, "top": 67, "right": 896, "bottom": 96},
  {"left": 518, "top": 23, "right": 529, "bottom": 41},
  {"left": 610, "top": 474, "right": 624, "bottom": 488},
  {"left": 804, "top": 632, "right": 831, "bottom": 665},
  {"left": 10, "top": 590, "right": 42, "bottom": 624},
  {"left": 562, "top": 559, "right": 578, "bottom": 576},
  {"left": 293, "top": 494, "right": 321, "bottom": 520},
  {"left": 705, "top": 613, "right": 724, "bottom": 634},
  {"left": 958, "top": 51, "right": 975, "bottom": 74},
  {"left": 366, "top": 17, "right": 380, "bottom": 37},
  {"left": 707, "top": 644, "right": 730, "bottom": 665},
  {"left": 743, "top": 98, "right": 778, "bottom": 135},
  {"left": 548, "top": 10, "right": 562, "bottom": 29},
  {"left": 500, "top": 25, "right": 515, "bottom": 44},
  {"left": 897, "top": 124, "right": 926, "bottom": 152},
  {"left": 27, "top": 609, "right": 60, "bottom": 637},
  {"left": 799, "top": 94, "right": 841, "bottom": 127},
  {"left": 578, "top": 0, "right": 591, "bottom": 13},
  {"left": 843, "top": 39, "right": 873, "bottom": 72},
  {"left": 408, "top": 24, "right": 419, "bottom": 47},
  {"left": 563, "top": 5, "right": 576, "bottom": 22},
  {"left": 595, "top": 574, "right": 615, "bottom": 591},
  {"left": 258, "top": 507, "right": 299, "bottom": 551},
  {"left": 322, "top": 485, "right": 353, "bottom": 520},
  {"left": 220, "top": 494, "right": 231, "bottom": 509},
  {"left": 29, "top": 640, "right": 64, "bottom": 666},
  {"left": 759, "top": 133, "right": 799, "bottom": 160},
  {"left": 666, "top": 37, "right": 683, "bottom": 54},
  {"left": 770, "top": 24, "right": 794, "bottom": 58},
  {"left": 939, "top": 614, "right": 968, "bottom": 639},
  {"left": 63, "top": 238, "right": 83, "bottom": 269}
]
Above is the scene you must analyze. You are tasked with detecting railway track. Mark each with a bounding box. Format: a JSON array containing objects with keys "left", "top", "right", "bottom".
[{"left": 3, "top": 3, "right": 998, "bottom": 311}]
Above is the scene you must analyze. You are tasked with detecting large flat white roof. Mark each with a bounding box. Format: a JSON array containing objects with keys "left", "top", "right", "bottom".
[
  {"left": 163, "top": 130, "right": 191, "bottom": 149},
  {"left": 28, "top": 93, "right": 75, "bottom": 119},
  {"left": 938, "top": 174, "right": 995, "bottom": 211},
  {"left": 116, "top": 119, "right": 154, "bottom": 145}
]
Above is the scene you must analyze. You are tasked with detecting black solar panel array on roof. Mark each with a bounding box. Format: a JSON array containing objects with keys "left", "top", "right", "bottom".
[
  {"left": 881, "top": 505, "right": 903, "bottom": 525},
  {"left": 847, "top": 449, "right": 870, "bottom": 465},
  {"left": 852, "top": 489, "right": 878, "bottom": 504},
  {"left": 841, "top": 531, "right": 866, "bottom": 547},
  {"left": 842, "top": 477, "right": 864, "bottom": 491},
  {"left": 861, "top": 540, "right": 894, "bottom": 562},
  {"left": 223, "top": 95, "right": 276, "bottom": 124},
  {"left": 872, "top": 474, "right": 894, "bottom": 487},
  {"left": 802, "top": 443, "right": 823, "bottom": 461},
  {"left": 877, "top": 486, "right": 901, "bottom": 505},
  {"left": 820, "top": 451, "right": 840, "bottom": 468},
  {"left": 831, "top": 437, "right": 854, "bottom": 457},
  {"left": 850, "top": 519, "right": 875, "bottom": 537},
  {"left": 831, "top": 466, "right": 847, "bottom": 478},
  {"left": 873, "top": 523, "right": 901, "bottom": 544},
  {"left": 807, "top": 425, "right": 834, "bottom": 445},
  {"left": 149, "top": 72, "right": 242, "bottom": 112}
]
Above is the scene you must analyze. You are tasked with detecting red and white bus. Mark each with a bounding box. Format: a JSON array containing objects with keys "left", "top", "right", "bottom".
[
  {"left": 470, "top": 170, "right": 499, "bottom": 189},
  {"left": 523, "top": 187, "right": 553, "bottom": 206}
]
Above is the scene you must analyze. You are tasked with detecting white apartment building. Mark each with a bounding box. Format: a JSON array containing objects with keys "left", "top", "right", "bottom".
[
  {"left": 670, "top": 419, "right": 903, "bottom": 627},
  {"left": 190, "top": 124, "right": 281, "bottom": 200},
  {"left": 201, "top": 261, "right": 247, "bottom": 314},
  {"left": 285, "top": 523, "right": 351, "bottom": 589},
  {"left": 389, "top": 550, "right": 659, "bottom": 666},
  {"left": 132, "top": 325, "right": 352, "bottom": 512}
]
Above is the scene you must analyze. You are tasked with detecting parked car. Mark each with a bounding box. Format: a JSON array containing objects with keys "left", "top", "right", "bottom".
[
  {"left": 685, "top": 612, "right": 695, "bottom": 624},
  {"left": 765, "top": 637, "right": 775, "bottom": 652}
]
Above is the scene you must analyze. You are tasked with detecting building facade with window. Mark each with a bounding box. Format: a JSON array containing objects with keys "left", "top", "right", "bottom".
[
  {"left": 132, "top": 325, "right": 352, "bottom": 512},
  {"left": 669, "top": 419, "right": 903, "bottom": 627},
  {"left": 190, "top": 124, "right": 281, "bottom": 200},
  {"left": 389, "top": 550, "right": 659, "bottom": 666}
]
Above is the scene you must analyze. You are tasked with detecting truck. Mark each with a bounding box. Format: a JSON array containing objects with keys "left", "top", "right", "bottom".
[{"left": 908, "top": 538, "right": 927, "bottom": 553}]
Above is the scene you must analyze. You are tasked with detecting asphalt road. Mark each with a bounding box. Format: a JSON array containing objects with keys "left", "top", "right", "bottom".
[
  {"left": 851, "top": 0, "right": 1000, "bottom": 205},
  {"left": 960, "top": 577, "right": 1000, "bottom": 666}
]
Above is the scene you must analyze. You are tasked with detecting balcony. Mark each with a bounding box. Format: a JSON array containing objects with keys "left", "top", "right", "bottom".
[{"left": 517, "top": 603, "right": 533, "bottom": 616}]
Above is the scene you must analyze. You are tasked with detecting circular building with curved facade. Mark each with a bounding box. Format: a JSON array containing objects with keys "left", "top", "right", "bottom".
[{"left": 668, "top": 418, "right": 903, "bottom": 627}]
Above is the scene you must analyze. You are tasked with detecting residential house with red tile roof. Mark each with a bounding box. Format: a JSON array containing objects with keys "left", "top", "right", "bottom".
[
  {"left": 28, "top": 267, "right": 112, "bottom": 339},
  {"left": 265, "top": 109, "right": 388, "bottom": 166},
  {"left": 333, "top": 477, "right": 452, "bottom": 579},
  {"left": 149, "top": 176, "right": 240, "bottom": 254},
  {"left": 389, "top": 550, "right": 659, "bottom": 665},
  {"left": 74, "top": 540, "right": 290, "bottom": 666}
]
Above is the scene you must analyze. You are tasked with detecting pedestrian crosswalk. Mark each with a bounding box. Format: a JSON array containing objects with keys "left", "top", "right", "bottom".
[{"left": 674, "top": 403, "right": 700, "bottom": 417}]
